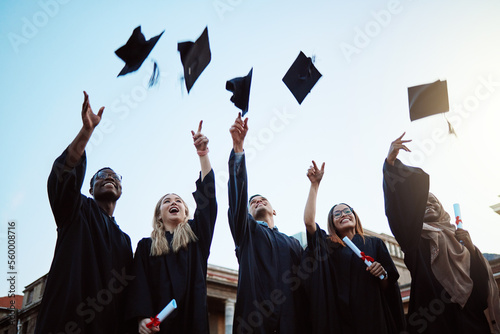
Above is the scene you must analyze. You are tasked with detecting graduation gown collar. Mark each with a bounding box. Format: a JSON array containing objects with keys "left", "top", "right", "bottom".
[{"left": 256, "top": 220, "right": 278, "bottom": 231}]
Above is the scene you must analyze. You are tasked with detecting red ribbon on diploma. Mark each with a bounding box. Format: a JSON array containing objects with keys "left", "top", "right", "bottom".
[
  {"left": 146, "top": 316, "right": 160, "bottom": 329},
  {"left": 360, "top": 252, "right": 374, "bottom": 262},
  {"left": 455, "top": 216, "right": 462, "bottom": 226}
]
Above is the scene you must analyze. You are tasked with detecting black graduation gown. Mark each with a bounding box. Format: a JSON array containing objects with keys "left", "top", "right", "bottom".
[
  {"left": 35, "top": 149, "right": 134, "bottom": 334},
  {"left": 228, "top": 150, "right": 305, "bottom": 334},
  {"left": 383, "top": 159, "right": 491, "bottom": 334},
  {"left": 125, "top": 169, "right": 217, "bottom": 334},
  {"left": 303, "top": 225, "right": 405, "bottom": 334}
]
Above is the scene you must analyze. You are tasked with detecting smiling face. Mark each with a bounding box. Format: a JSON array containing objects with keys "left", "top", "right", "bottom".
[
  {"left": 158, "top": 193, "right": 188, "bottom": 227},
  {"left": 90, "top": 168, "right": 122, "bottom": 202},
  {"left": 331, "top": 204, "right": 356, "bottom": 237},
  {"left": 424, "top": 193, "right": 442, "bottom": 222},
  {"left": 249, "top": 195, "right": 275, "bottom": 220}
]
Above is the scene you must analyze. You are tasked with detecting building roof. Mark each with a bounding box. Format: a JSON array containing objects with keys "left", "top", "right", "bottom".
[{"left": 0, "top": 295, "right": 23, "bottom": 309}]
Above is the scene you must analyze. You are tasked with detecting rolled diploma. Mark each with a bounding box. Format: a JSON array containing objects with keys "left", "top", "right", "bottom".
[
  {"left": 453, "top": 203, "right": 463, "bottom": 229},
  {"left": 342, "top": 236, "right": 384, "bottom": 280},
  {"left": 157, "top": 299, "right": 177, "bottom": 322},
  {"left": 147, "top": 299, "right": 177, "bottom": 328}
]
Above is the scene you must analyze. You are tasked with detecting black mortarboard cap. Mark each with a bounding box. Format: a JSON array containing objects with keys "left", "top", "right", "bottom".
[
  {"left": 282, "top": 51, "right": 322, "bottom": 104},
  {"left": 115, "top": 26, "right": 164, "bottom": 77},
  {"left": 178, "top": 27, "right": 211, "bottom": 93},
  {"left": 408, "top": 80, "right": 449, "bottom": 121},
  {"left": 408, "top": 79, "right": 456, "bottom": 135},
  {"left": 226, "top": 68, "right": 253, "bottom": 116}
]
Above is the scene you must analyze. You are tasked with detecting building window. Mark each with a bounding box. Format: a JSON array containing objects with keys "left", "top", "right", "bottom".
[
  {"left": 26, "top": 289, "right": 34, "bottom": 305},
  {"left": 22, "top": 321, "right": 29, "bottom": 334}
]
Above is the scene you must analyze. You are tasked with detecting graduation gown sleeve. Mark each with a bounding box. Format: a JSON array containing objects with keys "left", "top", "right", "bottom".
[
  {"left": 227, "top": 149, "right": 253, "bottom": 247},
  {"left": 47, "top": 148, "right": 86, "bottom": 227},
  {"left": 190, "top": 169, "right": 217, "bottom": 261},
  {"left": 382, "top": 158, "right": 429, "bottom": 252}
]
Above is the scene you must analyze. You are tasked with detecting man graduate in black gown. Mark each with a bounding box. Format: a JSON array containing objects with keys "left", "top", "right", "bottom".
[
  {"left": 382, "top": 133, "right": 500, "bottom": 334},
  {"left": 35, "top": 91, "right": 134, "bottom": 334},
  {"left": 227, "top": 113, "right": 305, "bottom": 334}
]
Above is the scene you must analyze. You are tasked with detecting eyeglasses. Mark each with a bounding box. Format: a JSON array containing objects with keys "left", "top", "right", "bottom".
[
  {"left": 332, "top": 207, "right": 353, "bottom": 218},
  {"left": 95, "top": 171, "right": 122, "bottom": 182}
]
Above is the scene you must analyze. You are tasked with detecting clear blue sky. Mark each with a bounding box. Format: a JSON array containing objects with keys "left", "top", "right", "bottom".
[{"left": 2, "top": 0, "right": 500, "bottom": 296}]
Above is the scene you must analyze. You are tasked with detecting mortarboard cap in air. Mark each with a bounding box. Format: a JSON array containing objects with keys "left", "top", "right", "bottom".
[
  {"left": 226, "top": 68, "right": 253, "bottom": 116},
  {"left": 408, "top": 79, "right": 456, "bottom": 135},
  {"left": 115, "top": 26, "right": 164, "bottom": 77},
  {"left": 282, "top": 51, "right": 322, "bottom": 104},
  {"left": 408, "top": 80, "right": 449, "bottom": 121},
  {"left": 178, "top": 27, "right": 211, "bottom": 93}
]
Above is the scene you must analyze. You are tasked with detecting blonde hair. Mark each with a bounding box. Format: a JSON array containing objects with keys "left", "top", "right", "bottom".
[
  {"left": 150, "top": 193, "right": 198, "bottom": 256},
  {"left": 327, "top": 203, "right": 365, "bottom": 246}
]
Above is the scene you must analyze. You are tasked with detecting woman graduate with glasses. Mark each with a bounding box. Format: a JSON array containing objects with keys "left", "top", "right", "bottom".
[
  {"left": 125, "top": 121, "right": 217, "bottom": 334},
  {"left": 301, "top": 161, "right": 405, "bottom": 334}
]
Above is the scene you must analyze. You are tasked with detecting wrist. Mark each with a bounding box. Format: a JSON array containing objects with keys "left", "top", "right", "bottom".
[{"left": 197, "top": 147, "right": 209, "bottom": 156}]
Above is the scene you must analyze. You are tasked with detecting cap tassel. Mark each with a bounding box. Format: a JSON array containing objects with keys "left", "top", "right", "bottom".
[
  {"left": 444, "top": 114, "right": 457, "bottom": 137},
  {"left": 148, "top": 61, "right": 160, "bottom": 88},
  {"left": 179, "top": 75, "right": 185, "bottom": 97}
]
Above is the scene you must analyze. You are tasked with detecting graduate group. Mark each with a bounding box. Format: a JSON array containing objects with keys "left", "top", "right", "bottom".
[
  {"left": 32, "top": 28, "right": 500, "bottom": 334},
  {"left": 31, "top": 90, "right": 500, "bottom": 334}
]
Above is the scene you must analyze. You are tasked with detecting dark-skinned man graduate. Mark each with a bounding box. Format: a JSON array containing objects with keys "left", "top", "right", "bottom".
[{"left": 35, "top": 91, "right": 134, "bottom": 334}]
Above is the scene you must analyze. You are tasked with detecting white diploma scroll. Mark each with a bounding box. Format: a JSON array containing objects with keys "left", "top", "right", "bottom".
[
  {"left": 453, "top": 203, "right": 463, "bottom": 229},
  {"left": 147, "top": 299, "right": 177, "bottom": 328},
  {"left": 342, "top": 236, "right": 385, "bottom": 280},
  {"left": 158, "top": 299, "right": 177, "bottom": 322}
]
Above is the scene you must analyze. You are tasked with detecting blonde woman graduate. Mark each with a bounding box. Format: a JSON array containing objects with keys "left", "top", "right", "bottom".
[{"left": 126, "top": 121, "right": 217, "bottom": 334}]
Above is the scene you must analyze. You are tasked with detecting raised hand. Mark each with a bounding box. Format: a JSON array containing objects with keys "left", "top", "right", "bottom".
[
  {"left": 81, "top": 91, "right": 104, "bottom": 131},
  {"left": 307, "top": 160, "right": 325, "bottom": 185},
  {"left": 229, "top": 112, "right": 248, "bottom": 153},
  {"left": 387, "top": 132, "right": 412, "bottom": 166},
  {"left": 191, "top": 120, "right": 209, "bottom": 153}
]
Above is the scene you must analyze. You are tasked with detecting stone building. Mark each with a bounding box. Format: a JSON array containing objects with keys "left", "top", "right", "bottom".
[
  {"left": 0, "top": 265, "right": 238, "bottom": 334},
  {"left": 1, "top": 229, "right": 499, "bottom": 333}
]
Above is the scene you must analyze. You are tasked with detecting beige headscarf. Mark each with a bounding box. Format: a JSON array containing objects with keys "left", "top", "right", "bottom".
[{"left": 421, "top": 193, "right": 500, "bottom": 333}]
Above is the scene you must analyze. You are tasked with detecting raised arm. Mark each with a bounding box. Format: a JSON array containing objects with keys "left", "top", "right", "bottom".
[
  {"left": 227, "top": 113, "right": 250, "bottom": 246},
  {"left": 386, "top": 132, "right": 411, "bottom": 166},
  {"left": 66, "top": 91, "right": 105, "bottom": 167},
  {"left": 230, "top": 112, "right": 248, "bottom": 153},
  {"left": 191, "top": 120, "right": 211, "bottom": 180},
  {"left": 304, "top": 160, "right": 325, "bottom": 235},
  {"left": 383, "top": 133, "right": 429, "bottom": 252},
  {"left": 48, "top": 92, "right": 104, "bottom": 226}
]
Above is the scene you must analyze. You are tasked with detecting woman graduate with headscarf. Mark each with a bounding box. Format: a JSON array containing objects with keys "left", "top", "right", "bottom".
[
  {"left": 126, "top": 121, "right": 217, "bottom": 334},
  {"left": 383, "top": 133, "right": 500, "bottom": 334},
  {"left": 302, "top": 161, "right": 405, "bottom": 334}
]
